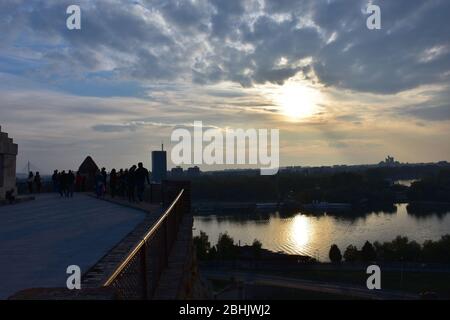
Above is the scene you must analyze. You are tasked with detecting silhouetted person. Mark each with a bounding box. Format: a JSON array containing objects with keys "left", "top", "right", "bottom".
[
  {"left": 5, "top": 189, "right": 15, "bottom": 204},
  {"left": 34, "top": 172, "right": 42, "bottom": 193},
  {"left": 101, "top": 167, "right": 107, "bottom": 185},
  {"left": 118, "top": 169, "right": 126, "bottom": 197},
  {"left": 110, "top": 169, "right": 118, "bottom": 198},
  {"left": 59, "top": 171, "right": 68, "bottom": 197},
  {"left": 52, "top": 170, "right": 59, "bottom": 193},
  {"left": 67, "top": 170, "right": 75, "bottom": 197},
  {"left": 135, "top": 162, "right": 150, "bottom": 202},
  {"left": 127, "top": 165, "right": 137, "bottom": 202},
  {"left": 95, "top": 169, "right": 104, "bottom": 198},
  {"left": 27, "top": 172, "right": 34, "bottom": 194},
  {"left": 122, "top": 169, "right": 129, "bottom": 198}
]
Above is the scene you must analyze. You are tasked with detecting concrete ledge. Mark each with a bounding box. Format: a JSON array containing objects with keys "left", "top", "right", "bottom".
[{"left": 0, "top": 195, "right": 34, "bottom": 206}]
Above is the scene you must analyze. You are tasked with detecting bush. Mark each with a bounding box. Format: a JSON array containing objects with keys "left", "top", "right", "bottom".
[
  {"left": 329, "top": 244, "right": 342, "bottom": 263},
  {"left": 252, "top": 239, "right": 263, "bottom": 259},
  {"left": 361, "top": 241, "right": 377, "bottom": 262},
  {"left": 343, "top": 245, "right": 359, "bottom": 262},
  {"left": 216, "top": 233, "right": 237, "bottom": 260},
  {"left": 193, "top": 231, "right": 211, "bottom": 260}
]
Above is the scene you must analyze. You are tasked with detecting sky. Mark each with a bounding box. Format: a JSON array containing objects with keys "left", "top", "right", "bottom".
[{"left": 1, "top": 0, "right": 449, "bottom": 174}]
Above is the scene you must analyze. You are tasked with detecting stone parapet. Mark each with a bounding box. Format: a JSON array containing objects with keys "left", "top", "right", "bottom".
[{"left": 0, "top": 126, "right": 18, "bottom": 200}]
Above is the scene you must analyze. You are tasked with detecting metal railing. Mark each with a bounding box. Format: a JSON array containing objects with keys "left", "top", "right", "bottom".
[{"left": 102, "top": 189, "right": 186, "bottom": 299}]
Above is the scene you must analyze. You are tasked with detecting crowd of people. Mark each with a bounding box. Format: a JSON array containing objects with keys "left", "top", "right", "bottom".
[
  {"left": 51, "top": 170, "right": 82, "bottom": 198},
  {"left": 94, "top": 162, "right": 150, "bottom": 203},
  {"left": 26, "top": 171, "right": 42, "bottom": 194},
  {"left": 25, "top": 162, "right": 151, "bottom": 202}
]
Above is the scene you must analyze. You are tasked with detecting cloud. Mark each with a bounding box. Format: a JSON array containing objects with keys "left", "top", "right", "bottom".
[
  {"left": 0, "top": 0, "right": 448, "bottom": 94},
  {"left": 403, "top": 104, "right": 450, "bottom": 122},
  {"left": 1, "top": 0, "right": 450, "bottom": 171}
]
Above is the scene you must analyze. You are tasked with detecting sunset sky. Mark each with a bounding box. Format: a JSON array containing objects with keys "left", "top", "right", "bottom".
[{"left": 1, "top": 0, "right": 449, "bottom": 173}]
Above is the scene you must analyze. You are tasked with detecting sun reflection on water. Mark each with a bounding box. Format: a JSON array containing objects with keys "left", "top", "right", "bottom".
[{"left": 289, "top": 215, "right": 311, "bottom": 249}]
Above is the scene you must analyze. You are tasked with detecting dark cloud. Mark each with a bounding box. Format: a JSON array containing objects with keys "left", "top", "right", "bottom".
[
  {"left": 92, "top": 124, "right": 138, "bottom": 132},
  {"left": 403, "top": 104, "right": 450, "bottom": 122},
  {"left": 312, "top": 0, "right": 450, "bottom": 94},
  {"left": 0, "top": 0, "right": 449, "bottom": 95}
]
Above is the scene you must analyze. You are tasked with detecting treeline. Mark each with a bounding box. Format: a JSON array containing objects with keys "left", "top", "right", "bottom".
[
  {"left": 408, "top": 170, "right": 450, "bottom": 203},
  {"left": 194, "top": 231, "right": 262, "bottom": 261},
  {"left": 188, "top": 168, "right": 450, "bottom": 204},
  {"left": 190, "top": 170, "right": 396, "bottom": 204},
  {"left": 329, "top": 235, "right": 450, "bottom": 264}
]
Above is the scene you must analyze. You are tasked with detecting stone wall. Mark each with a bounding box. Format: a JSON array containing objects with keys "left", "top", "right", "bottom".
[{"left": 0, "top": 127, "right": 18, "bottom": 200}]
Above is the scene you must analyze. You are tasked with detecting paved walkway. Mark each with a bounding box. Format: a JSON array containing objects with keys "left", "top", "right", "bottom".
[{"left": 0, "top": 193, "right": 146, "bottom": 299}]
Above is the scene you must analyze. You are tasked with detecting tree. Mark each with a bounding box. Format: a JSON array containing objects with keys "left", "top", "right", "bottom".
[
  {"left": 329, "top": 244, "right": 342, "bottom": 263},
  {"left": 361, "top": 241, "right": 377, "bottom": 262},
  {"left": 252, "top": 239, "right": 263, "bottom": 260},
  {"left": 193, "top": 231, "right": 211, "bottom": 261},
  {"left": 208, "top": 246, "right": 218, "bottom": 260},
  {"left": 216, "top": 233, "right": 237, "bottom": 260},
  {"left": 343, "top": 245, "right": 359, "bottom": 262},
  {"left": 423, "top": 235, "right": 450, "bottom": 263}
]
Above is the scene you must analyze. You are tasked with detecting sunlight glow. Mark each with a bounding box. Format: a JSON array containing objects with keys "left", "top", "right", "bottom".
[
  {"left": 290, "top": 215, "right": 311, "bottom": 248},
  {"left": 274, "top": 83, "right": 322, "bottom": 120}
]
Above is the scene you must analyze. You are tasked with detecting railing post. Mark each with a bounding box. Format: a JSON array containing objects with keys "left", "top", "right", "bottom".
[{"left": 141, "top": 241, "right": 148, "bottom": 299}]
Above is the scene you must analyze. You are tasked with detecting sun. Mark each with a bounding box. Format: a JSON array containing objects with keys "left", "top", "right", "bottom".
[{"left": 275, "top": 83, "right": 322, "bottom": 120}]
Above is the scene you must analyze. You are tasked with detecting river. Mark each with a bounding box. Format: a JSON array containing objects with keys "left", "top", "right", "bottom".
[{"left": 193, "top": 203, "right": 450, "bottom": 261}]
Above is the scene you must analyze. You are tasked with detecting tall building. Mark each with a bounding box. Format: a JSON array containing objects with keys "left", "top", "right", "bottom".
[{"left": 151, "top": 145, "right": 167, "bottom": 183}]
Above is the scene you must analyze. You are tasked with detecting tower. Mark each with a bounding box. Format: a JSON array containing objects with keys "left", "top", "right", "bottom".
[
  {"left": 151, "top": 144, "right": 167, "bottom": 183},
  {"left": 0, "top": 127, "right": 18, "bottom": 200}
]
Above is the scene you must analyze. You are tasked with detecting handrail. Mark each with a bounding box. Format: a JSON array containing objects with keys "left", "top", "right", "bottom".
[{"left": 103, "top": 189, "right": 185, "bottom": 287}]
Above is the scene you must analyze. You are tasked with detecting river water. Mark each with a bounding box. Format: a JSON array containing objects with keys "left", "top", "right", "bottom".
[{"left": 193, "top": 203, "right": 450, "bottom": 261}]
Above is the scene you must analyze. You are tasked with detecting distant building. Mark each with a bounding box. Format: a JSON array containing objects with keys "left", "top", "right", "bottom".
[
  {"left": 0, "top": 127, "right": 18, "bottom": 200},
  {"left": 379, "top": 155, "right": 400, "bottom": 167},
  {"left": 151, "top": 145, "right": 167, "bottom": 183},
  {"left": 170, "top": 166, "right": 183, "bottom": 177},
  {"left": 186, "top": 166, "right": 201, "bottom": 176}
]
